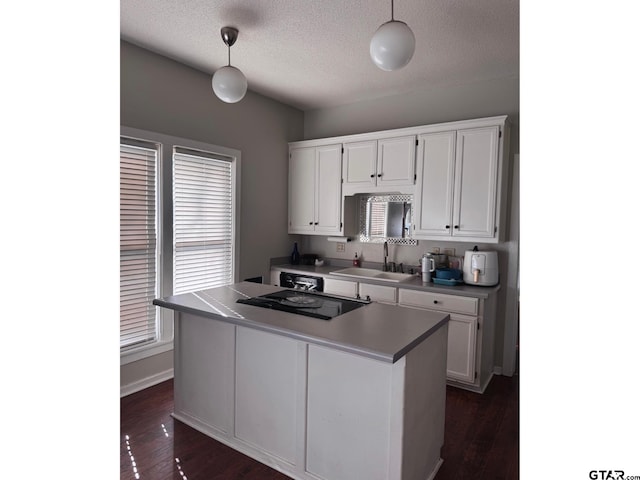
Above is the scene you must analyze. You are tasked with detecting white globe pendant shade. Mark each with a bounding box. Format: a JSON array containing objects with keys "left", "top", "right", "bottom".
[
  {"left": 212, "top": 65, "right": 247, "bottom": 103},
  {"left": 370, "top": 20, "right": 415, "bottom": 71}
]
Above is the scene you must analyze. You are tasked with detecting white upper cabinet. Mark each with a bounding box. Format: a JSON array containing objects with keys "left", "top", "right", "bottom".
[
  {"left": 413, "top": 117, "right": 508, "bottom": 243},
  {"left": 342, "top": 136, "right": 416, "bottom": 195},
  {"left": 289, "top": 115, "right": 509, "bottom": 241},
  {"left": 376, "top": 136, "right": 416, "bottom": 187},
  {"left": 289, "top": 146, "right": 316, "bottom": 233},
  {"left": 452, "top": 126, "right": 500, "bottom": 239},
  {"left": 288, "top": 144, "right": 343, "bottom": 235},
  {"left": 414, "top": 131, "right": 457, "bottom": 237},
  {"left": 342, "top": 140, "right": 377, "bottom": 187},
  {"left": 314, "top": 144, "right": 343, "bottom": 234}
]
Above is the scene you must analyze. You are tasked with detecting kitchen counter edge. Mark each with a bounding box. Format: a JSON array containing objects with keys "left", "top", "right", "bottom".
[
  {"left": 153, "top": 282, "right": 449, "bottom": 364},
  {"left": 271, "top": 264, "right": 500, "bottom": 298}
]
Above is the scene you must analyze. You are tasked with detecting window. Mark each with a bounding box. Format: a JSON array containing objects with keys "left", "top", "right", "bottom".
[
  {"left": 120, "top": 141, "right": 159, "bottom": 351},
  {"left": 120, "top": 127, "right": 240, "bottom": 364},
  {"left": 173, "top": 148, "right": 235, "bottom": 294}
]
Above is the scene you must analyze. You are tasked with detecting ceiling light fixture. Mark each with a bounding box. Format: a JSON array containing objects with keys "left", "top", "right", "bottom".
[
  {"left": 369, "top": 0, "right": 415, "bottom": 71},
  {"left": 212, "top": 26, "right": 248, "bottom": 103}
]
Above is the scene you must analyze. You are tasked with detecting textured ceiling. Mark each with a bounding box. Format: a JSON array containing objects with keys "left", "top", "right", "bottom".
[{"left": 120, "top": 0, "right": 519, "bottom": 111}]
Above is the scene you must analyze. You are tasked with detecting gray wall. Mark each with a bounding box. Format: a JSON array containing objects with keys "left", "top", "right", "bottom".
[
  {"left": 301, "top": 76, "right": 519, "bottom": 374},
  {"left": 120, "top": 41, "right": 304, "bottom": 391}
]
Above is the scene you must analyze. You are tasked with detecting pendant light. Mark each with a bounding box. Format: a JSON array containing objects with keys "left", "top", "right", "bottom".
[
  {"left": 370, "top": 0, "right": 415, "bottom": 71},
  {"left": 212, "top": 26, "right": 248, "bottom": 103}
]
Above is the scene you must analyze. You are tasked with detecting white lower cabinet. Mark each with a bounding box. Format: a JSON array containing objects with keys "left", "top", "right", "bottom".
[
  {"left": 172, "top": 310, "right": 447, "bottom": 480},
  {"left": 398, "top": 288, "right": 496, "bottom": 393},
  {"left": 173, "top": 312, "right": 235, "bottom": 435},
  {"left": 323, "top": 277, "right": 358, "bottom": 297},
  {"left": 358, "top": 282, "right": 397, "bottom": 304},
  {"left": 306, "top": 345, "right": 394, "bottom": 479},
  {"left": 235, "top": 327, "right": 300, "bottom": 464},
  {"left": 445, "top": 313, "right": 478, "bottom": 384}
]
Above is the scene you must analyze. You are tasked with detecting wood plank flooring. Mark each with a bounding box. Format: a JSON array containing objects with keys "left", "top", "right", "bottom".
[{"left": 121, "top": 374, "right": 518, "bottom": 479}]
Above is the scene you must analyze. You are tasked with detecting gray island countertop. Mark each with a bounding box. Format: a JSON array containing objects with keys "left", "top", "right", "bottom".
[{"left": 154, "top": 281, "right": 449, "bottom": 363}]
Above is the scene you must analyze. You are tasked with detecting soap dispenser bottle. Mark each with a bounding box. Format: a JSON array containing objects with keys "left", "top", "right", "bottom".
[{"left": 353, "top": 252, "right": 360, "bottom": 267}]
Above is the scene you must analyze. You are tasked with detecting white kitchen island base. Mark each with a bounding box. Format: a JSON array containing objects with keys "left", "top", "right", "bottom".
[{"left": 172, "top": 311, "right": 447, "bottom": 480}]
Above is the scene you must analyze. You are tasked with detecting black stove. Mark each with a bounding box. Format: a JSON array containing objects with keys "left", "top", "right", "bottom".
[{"left": 237, "top": 289, "right": 370, "bottom": 320}]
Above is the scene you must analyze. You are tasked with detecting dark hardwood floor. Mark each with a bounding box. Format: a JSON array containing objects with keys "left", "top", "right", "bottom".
[{"left": 121, "top": 374, "right": 518, "bottom": 479}]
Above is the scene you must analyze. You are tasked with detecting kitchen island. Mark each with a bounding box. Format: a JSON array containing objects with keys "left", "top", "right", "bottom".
[{"left": 154, "top": 282, "right": 449, "bottom": 480}]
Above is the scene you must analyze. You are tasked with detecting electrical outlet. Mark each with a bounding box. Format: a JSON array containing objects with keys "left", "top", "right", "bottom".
[
  {"left": 431, "top": 247, "right": 440, "bottom": 254},
  {"left": 336, "top": 243, "right": 345, "bottom": 253},
  {"left": 443, "top": 248, "right": 455, "bottom": 257}
]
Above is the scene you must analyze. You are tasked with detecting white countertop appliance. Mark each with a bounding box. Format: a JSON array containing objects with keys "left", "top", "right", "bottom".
[{"left": 463, "top": 248, "right": 499, "bottom": 286}]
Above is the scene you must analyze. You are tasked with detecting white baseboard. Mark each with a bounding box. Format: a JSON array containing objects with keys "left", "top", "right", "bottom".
[
  {"left": 120, "top": 368, "right": 174, "bottom": 398},
  {"left": 493, "top": 366, "right": 503, "bottom": 375}
]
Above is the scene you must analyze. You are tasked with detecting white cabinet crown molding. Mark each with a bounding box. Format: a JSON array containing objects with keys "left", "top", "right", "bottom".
[{"left": 288, "top": 115, "right": 509, "bottom": 149}]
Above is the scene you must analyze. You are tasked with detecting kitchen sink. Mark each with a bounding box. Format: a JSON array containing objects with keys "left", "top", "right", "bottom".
[{"left": 330, "top": 267, "right": 415, "bottom": 283}]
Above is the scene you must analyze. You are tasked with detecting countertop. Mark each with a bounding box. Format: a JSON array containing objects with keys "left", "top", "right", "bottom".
[
  {"left": 271, "top": 263, "right": 500, "bottom": 298},
  {"left": 153, "top": 282, "right": 449, "bottom": 364}
]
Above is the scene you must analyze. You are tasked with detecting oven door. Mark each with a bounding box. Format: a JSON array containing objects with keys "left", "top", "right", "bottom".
[
  {"left": 280, "top": 272, "right": 296, "bottom": 288},
  {"left": 279, "top": 272, "right": 324, "bottom": 292}
]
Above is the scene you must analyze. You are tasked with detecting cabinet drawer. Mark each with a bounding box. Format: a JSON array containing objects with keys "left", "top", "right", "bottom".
[
  {"left": 323, "top": 278, "right": 358, "bottom": 297},
  {"left": 398, "top": 289, "right": 478, "bottom": 316},
  {"left": 358, "top": 283, "right": 397, "bottom": 304}
]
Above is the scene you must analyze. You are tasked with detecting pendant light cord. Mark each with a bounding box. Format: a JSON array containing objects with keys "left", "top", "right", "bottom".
[
  {"left": 227, "top": 45, "right": 231, "bottom": 66},
  {"left": 391, "top": 0, "right": 395, "bottom": 20}
]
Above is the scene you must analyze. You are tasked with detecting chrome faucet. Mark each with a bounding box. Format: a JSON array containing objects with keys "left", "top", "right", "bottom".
[{"left": 383, "top": 241, "right": 388, "bottom": 271}]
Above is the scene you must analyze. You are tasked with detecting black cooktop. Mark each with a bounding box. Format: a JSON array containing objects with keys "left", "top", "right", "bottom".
[{"left": 237, "top": 289, "right": 369, "bottom": 320}]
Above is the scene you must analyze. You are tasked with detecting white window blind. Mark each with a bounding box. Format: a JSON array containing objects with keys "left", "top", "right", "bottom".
[
  {"left": 120, "top": 143, "right": 159, "bottom": 350},
  {"left": 368, "top": 202, "right": 388, "bottom": 237},
  {"left": 173, "top": 148, "right": 234, "bottom": 294}
]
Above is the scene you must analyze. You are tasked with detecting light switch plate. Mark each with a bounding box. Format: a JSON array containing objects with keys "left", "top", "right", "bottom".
[{"left": 336, "top": 243, "right": 345, "bottom": 252}]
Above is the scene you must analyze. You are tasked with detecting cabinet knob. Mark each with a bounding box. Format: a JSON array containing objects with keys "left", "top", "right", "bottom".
[
  {"left": 454, "top": 225, "right": 459, "bottom": 229},
  {"left": 314, "top": 222, "right": 319, "bottom": 225},
  {"left": 377, "top": 174, "right": 382, "bottom": 177},
  {"left": 445, "top": 225, "right": 450, "bottom": 229},
  {"left": 433, "top": 300, "right": 438, "bottom": 304},
  {"left": 309, "top": 221, "right": 313, "bottom": 225},
  {"left": 370, "top": 174, "right": 375, "bottom": 178}
]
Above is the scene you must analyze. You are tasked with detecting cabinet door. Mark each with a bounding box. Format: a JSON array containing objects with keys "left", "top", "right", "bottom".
[
  {"left": 343, "top": 140, "right": 377, "bottom": 187},
  {"left": 446, "top": 313, "right": 478, "bottom": 384},
  {"left": 174, "top": 313, "right": 235, "bottom": 434},
  {"left": 323, "top": 278, "right": 357, "bottom": 297},
  {"left": 358, "top": 282, "right": 397, "bottom": 304},
  {"left": 235, "top": 327, "right": 300, "bottom": 464},
  {"left": 414, "top": 131, "right": 456, "bottom": 237},
  {"left": 376, "top": 135, "right": 416, "bottom": 187},
  {"left": 452, "top": 126, "right": 499, "bottom": 238},
  {"left": 306, "top": 345, "right": 393, "bottom": 480},
  {"left": 289, "top": 147, "right": 316, "bottom": 233},
  {"left": 315, "top": 144, "right": 343, "bottom": 234}
]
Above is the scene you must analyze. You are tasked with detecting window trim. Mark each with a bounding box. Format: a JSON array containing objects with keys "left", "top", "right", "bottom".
[{"left": 120, "top": 126, "right": 241, "bottom": 365}]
